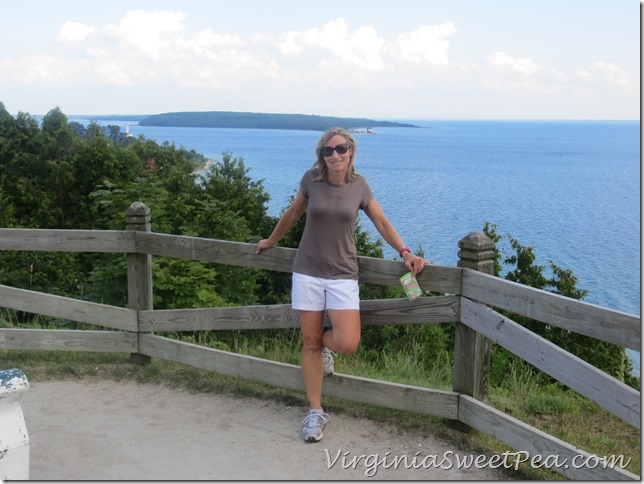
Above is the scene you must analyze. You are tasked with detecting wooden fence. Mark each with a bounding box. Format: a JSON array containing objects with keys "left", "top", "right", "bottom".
[{"left": 0, "top": 202, "right": 639, "bottom": 480}]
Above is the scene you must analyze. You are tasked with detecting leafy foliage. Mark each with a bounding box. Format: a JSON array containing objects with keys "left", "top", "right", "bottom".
[{"left": 484, "top": 222, "right": 638, "bottom": 389}]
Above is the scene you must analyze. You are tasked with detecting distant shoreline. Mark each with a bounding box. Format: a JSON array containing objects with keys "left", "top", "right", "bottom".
[
  {"left": 64, "top": 114, "right": 638, "bottom": 126},
  {"left": 193, "top": 158, "right": 213, "bottom": 175},
  {"left": 138, "top": 110, "right": 419, "bottom": 131}
]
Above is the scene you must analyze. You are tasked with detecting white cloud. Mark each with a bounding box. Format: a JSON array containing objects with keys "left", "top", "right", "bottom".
[
  {"left": 57, "top": 22, "right": 96, "bottom": 45},
  {"left": 488, "top": 51, "right": 540, "bottom": 75},
  {"left": 387, "top": 21, "right": 456, "bottom": 66},
  {"left": 101, "top": 9, "right": 187, "bottom": 61},
  {"left": 92, "top": 59, "right": 138, "bottom": 86},
  {"left": 278, "top": 18, "right": 386, "bottom": 71},
  {"left": 575, "top": 69, "right": 595, "bottom": 84},
  {"left": 548, "top": 67, "right": 569, "bottom": 83},
  {"left": 591, "top": 61, "right": 633, "bottom": 87},
  {"left": 190, "top": 29, "right": 243, "bottom": 53},
  {"left": 0, "top": 54, "right": 79, "bottom": 85}
]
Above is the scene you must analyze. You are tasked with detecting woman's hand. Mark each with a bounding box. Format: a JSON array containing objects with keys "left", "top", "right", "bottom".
[
  {"left": 403, "top": 251, "right": 429, "bottom": 276},
  {"left": 255, "top": 239, "right": 275, "bottom": 254}
]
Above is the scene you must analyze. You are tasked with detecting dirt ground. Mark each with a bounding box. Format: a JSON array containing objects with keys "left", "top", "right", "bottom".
[{"left": 20, "top": 379, "right": 511, "bottom": 480}]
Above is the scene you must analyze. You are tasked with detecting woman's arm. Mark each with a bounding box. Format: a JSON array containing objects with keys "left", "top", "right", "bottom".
[
  {"left": 364, "top": 198, "right": 428, "bottom": 275},
  {"left": 256, "top": 189, "right": 308, "bottom": 254}
]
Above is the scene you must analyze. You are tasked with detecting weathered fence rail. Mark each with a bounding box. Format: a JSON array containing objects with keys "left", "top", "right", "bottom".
[
  {"left": 0, "top": 203, "right": 639, "bottom": 480},
  {"left": 0, "top": 228, "right": 135, "bottom": 253},
  {"left": 0, "top": 284, "right": 138, "bottom": 332},
  {"left": 462, "top": 269, "right": 640, "bottom": 350}
]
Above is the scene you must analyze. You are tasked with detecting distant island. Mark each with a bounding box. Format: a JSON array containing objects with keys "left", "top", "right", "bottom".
[{"left": 138, "top": 111, "right": 418, "bottom": 131}]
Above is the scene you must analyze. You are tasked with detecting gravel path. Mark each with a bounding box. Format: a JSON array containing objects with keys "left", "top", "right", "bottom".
[{"left": 21, "top": 379, "right": 511, "bottom": 480}]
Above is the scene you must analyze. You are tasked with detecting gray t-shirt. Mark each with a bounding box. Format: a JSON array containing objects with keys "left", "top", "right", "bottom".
[{"left": 292, "top": 169, "right": 374, "bottom": 280}]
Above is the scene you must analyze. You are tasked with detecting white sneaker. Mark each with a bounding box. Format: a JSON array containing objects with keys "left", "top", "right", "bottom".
[
  {"left": 301, "top": 409, "right": 331, "bottom": 443},
  {"left": 322, "top": 347, "right": 335, "bottom": 376}
]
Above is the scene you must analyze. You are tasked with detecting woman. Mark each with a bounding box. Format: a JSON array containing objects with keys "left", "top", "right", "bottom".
[{"left": 256, "top": 127, "right": 427, "bottom": 443}]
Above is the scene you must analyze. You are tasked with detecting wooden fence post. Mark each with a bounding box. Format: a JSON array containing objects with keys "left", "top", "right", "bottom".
[
  {"left": 453, "top": 231, "right": 495, "bottom": 402},
  {"left": 126, "top": 202, "right": 153, "bottom": 365}
]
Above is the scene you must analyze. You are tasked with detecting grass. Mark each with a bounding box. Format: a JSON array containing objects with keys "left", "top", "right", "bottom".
[
  {"left": 483, "top": 359, "right": 640, "bottom": 479},
  {"left": 0, "top": 345, "right": 639, "bottom": 480}
]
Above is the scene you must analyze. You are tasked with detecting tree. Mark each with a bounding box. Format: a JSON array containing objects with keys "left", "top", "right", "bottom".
[
  {"left": 198, "top": 152, "right": 272, "bottom": 237},
  {"left": 88, "top": 148, "right": 271, "bottom": 308},
  {"left": 484, "top": 223, "right": 638, "bottom": 389}
]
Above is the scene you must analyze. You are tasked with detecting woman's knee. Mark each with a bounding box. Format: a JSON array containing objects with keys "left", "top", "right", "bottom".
[
  {"left": 299, "top": 310, "right": 324, "bottom": 351},
  {"left": 334, "top": 334, "right": 360, "bottom": 355},
  {"left": 326, "top": 309, "right": 361, "bottom": 355},
  {"left": 302, "top": 332, "right": 324, "bottom": 352}
]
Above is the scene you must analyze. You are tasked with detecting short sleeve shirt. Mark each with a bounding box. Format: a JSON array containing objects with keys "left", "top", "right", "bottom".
[{"left": 293, "top": 169, "right": 374, "bottom": 280}]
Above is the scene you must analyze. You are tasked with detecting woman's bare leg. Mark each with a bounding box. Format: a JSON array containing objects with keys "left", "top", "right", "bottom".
[
  {"left": 300, "top": 309, "right": 361, "bottom": 409},
  {"left": 299, "top": 310, "right": 325, "bottom": 409}
]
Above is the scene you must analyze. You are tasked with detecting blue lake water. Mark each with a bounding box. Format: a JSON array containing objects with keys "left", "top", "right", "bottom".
[{"left": 75, "top": 117, "right": 641, "bottom": 375}]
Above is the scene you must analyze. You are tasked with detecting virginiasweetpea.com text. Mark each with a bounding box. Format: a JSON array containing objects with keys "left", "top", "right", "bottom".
[{"left": 324, "top": 449, "right": 632, "bottom": 477}]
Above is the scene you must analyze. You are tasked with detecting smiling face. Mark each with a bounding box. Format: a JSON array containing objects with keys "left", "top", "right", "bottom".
[
  {"left": 314, "top": 128, "right": 358, "bottom": 184},
  {"left": 322, "top": 134, "right": 353, "bottom": 181}
]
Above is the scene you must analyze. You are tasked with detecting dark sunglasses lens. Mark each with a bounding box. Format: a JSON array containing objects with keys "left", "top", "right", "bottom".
[{"left": 322, "top": 144, "right": 349, "bottom": 156}]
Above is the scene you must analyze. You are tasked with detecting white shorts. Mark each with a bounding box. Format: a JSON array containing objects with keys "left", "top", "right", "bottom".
[{"left": 292, "top": 273, "right": 360, "bottom": 311}]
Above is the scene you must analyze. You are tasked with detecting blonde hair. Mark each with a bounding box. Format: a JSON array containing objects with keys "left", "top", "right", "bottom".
[{"left": 312, "top": 127, "right": 358, "bottom": 183}]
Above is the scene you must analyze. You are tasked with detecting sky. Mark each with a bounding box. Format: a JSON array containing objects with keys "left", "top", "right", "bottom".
[{"left": 1, "top": 0, "right": 640, "bottom": 120}]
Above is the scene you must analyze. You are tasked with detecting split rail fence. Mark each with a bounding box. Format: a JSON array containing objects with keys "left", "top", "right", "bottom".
[{"left": 0, "top": 202, "right": 639, "bottom": 480}]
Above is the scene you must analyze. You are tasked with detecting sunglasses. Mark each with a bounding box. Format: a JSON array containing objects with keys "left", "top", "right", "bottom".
[{"left": 321, "top": 144, "right": 350, "bottom": 157}]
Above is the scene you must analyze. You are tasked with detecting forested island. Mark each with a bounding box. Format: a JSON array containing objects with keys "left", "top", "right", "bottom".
[{"left": 138, "top": 111, "right": 418, "bottom": 131}]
